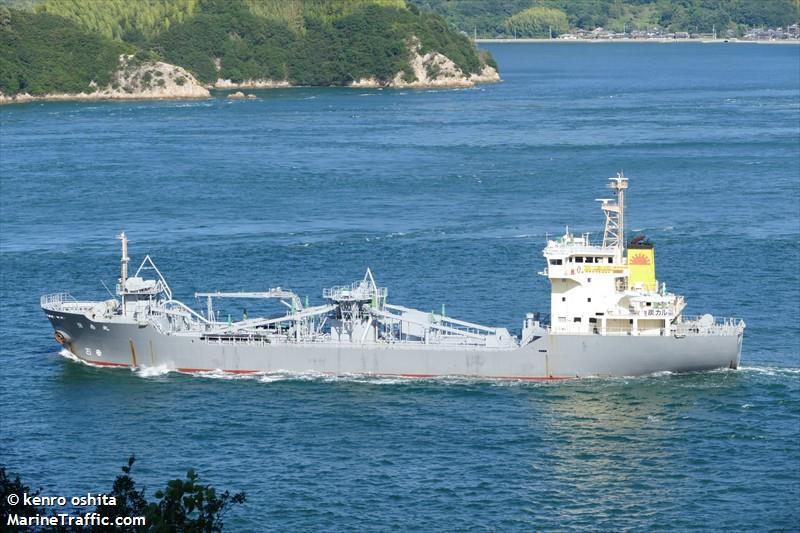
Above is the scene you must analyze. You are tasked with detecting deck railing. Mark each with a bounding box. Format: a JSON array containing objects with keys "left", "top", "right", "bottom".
[
  {"left": 40, "top": 292, "right": 76, "bottom": 307},
  {"left": 548, "top": 316, "right": 744, "bottom": 337},
  {"left": 674, "top": 316, "right": 744, "bottom": 337},
  {"left": 40, "top": 292, "right": 98, "bottom": 313}
]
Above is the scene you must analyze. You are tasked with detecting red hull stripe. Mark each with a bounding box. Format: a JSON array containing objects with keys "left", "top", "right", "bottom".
[
  {"left": 89, "top": 360, "right": 131, "bottom": 368},
  {"left": 177, "top": 368, "right": 260, "bottom": 375}
]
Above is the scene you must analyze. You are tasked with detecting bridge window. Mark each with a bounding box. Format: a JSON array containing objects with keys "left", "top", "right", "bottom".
[
  {"left": 549, "top": 259, "right": 563, "bottom": 265},
  {"left": 586, "top": 257, "right": 594, "bottom": 263},
  {"left": 575, "top": 256, "right": 584, "bottom": 263},
  {"left": 573, "top": 317, "right": 582, "bottom": 322}
]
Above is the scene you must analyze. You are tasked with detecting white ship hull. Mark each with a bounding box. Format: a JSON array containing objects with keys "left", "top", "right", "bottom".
[
  {"left": 41, "top": 178, "right": 746, "bottom": 380},
  {"left": 44, "top": 309, "right": 743, "bottom": 379}
]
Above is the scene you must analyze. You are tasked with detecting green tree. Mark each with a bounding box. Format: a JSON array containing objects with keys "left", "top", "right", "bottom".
[
  {"left": 505, "top": 6, "right": 569, "bottom": 37},
  {"left": 35, "top": 0, "right": 198, "bottom": 43},
  {"left": 1, "top": 457, "right": 246, "bottom": 532},
  {"left": 408, "top": 0, "right": 798, "bottom": 36},
  {"left": 0, "top": 466, "right": 47, "bottom": 532},
  {"left": 144, "top": 468, "right": 246, "bottom": 532},
  {"left": 0, "top": 9, "right": 126, "bottom": 95},
  {"left": 2, "top": 0, "right": 496, "bottom": 94}
]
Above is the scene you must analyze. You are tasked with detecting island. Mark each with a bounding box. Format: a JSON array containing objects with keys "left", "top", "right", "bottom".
[{"left": 0, "top": 0, "right": 499, "bottom": 105}]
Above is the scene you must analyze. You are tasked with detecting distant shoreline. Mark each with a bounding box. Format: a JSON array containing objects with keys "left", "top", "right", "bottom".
[{"left": 476, "top": 38, "right": 800, "bottom": 45}]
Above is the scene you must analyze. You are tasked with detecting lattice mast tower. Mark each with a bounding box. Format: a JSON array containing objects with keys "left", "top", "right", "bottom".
[{"left": 599, "top": 172, "right": 628, "bottom": 259}]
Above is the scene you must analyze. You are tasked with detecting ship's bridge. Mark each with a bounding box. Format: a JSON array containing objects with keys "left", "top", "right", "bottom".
[
  {"left": 541, "top": 232, "right": 624, "bottom": 279},
  {"left": 539, "top": 174, "right": 687, "bottom": 337}
]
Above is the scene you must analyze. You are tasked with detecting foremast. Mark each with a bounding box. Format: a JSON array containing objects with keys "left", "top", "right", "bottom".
[
  {"left": 118, "top": 232, "right": 129, "bottom": 314},
  {"left": 115, "top": 232, "right": 173, "bottom": 321}
]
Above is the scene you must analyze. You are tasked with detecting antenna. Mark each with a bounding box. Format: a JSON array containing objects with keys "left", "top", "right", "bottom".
[
  {"left": 100, "top": 279, "right": 116, "bottom": 300},
  {"left": 117, "top": 232, "right": 129, "bottom": 287},
  {"left": 117, "top": 232, "right": 129, "bottom": 314},
  {"left": 600, "top": 172, "right": 629, "bottom": 255}
]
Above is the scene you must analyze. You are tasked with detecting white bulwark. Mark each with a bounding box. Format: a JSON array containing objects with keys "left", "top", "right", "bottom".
[{"left": 41, "top": 174, "right": 745, "bottom": 379}]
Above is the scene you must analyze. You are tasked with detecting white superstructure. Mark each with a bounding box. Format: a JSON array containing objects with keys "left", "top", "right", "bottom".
[{"left": 542, "top": 173, "right": 684, "bottom": 337}]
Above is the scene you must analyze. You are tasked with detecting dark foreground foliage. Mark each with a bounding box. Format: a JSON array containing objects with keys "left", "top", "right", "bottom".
[{"left": 1, "top": 456, "right": 246, "bottom": 532}]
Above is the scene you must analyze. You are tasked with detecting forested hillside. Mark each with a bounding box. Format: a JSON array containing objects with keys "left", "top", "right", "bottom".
[
  {"left": 0, "top": 9, "right": 127, "bottom": 96},
  {"left": 409, "top": 0, "right": 798, "bottom": 38},
  {"left": 0, "top": 0, "right": 496, "bottom": 98},
  {"left": 150, "top": 0, "right": 486, "bottom": 85},
  {"left": 28, "top": 0, "right": 408, "bottom": 43}
]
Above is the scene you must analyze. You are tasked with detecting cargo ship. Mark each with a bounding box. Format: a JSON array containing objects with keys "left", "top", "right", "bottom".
[{"left": 42, "top": 174, "right": 744, "bottom": 379}]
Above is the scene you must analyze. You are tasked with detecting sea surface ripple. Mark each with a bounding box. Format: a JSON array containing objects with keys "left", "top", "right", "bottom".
[{"left": 1, "top": 43, "right": 798, "bottom": 531}]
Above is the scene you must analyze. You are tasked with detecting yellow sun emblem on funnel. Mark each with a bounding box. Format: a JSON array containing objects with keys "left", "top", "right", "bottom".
[{"left": 629, "top": 253, "right": 651, "bottom": 266}]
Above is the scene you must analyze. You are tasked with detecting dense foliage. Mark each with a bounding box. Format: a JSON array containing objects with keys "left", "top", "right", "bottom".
[
  {"left": 152, "top": 0, "right": 410, "bottom": 85},
  {"left": 409, "top": 0, "right": 799, "bottom": 37},
  {"left": 0, "top": 456, "right": 246, "bottom": 532},
  {"left": 0, "top": 8, "right": 127, "bottom": 96},
  {"left": 0, "top": 0, "right": 493, "bottom": 96},
  {"left": 0, "top": 466, "right": 43, "bottom": 532},
  {"left": 34, "top": 0, "right": 198, "bottom": 44},
  {"left": 543, "top": 0, "right": 798, "bottom": 34},
  {"left": 152, "top": 0, "right": 485, "bottom": 85},
  {"left": 29, "top": 0, "right": 407, "bottom": 44},
  {"left": 505, "top": 6, "right": 569, "bottom": 38}
]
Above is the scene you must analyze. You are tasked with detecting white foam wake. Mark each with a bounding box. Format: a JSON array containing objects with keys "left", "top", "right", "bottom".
[
  {"left": 58, "top": 348, "right": 84, "bottom": 364},
  {"left": 738, "top": 365, "right": 800, "bottom": 377},
  {"left": 135, "top": 364, "right": 172, "bottom": 377}
]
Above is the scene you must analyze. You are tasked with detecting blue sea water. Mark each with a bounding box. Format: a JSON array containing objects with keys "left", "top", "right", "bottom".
[{"left": 1, "top": 43, "right": 798, "bottom": 530}]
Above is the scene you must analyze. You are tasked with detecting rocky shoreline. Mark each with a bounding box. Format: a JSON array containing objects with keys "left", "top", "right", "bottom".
[
  {"left": 209, "top": 41, "right": 500, "bottom": 91},
  {"left": 0, "top": 55, "right": 209, "bottom": 105},
  {"left": 350, "top": 41, "right": 500, "bottom": 89},
  {"left": 1, "top": 44, "right": 500, "bottom": 105}
]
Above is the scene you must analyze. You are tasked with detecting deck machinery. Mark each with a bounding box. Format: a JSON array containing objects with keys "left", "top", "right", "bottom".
[{"left": 42, "top": 174, "right": 744, "bottom": 379}]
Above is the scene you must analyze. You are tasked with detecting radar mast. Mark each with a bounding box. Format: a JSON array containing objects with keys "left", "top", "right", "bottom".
[{"left": 599, "top": 172, "right": 628, "bottom": 257}]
